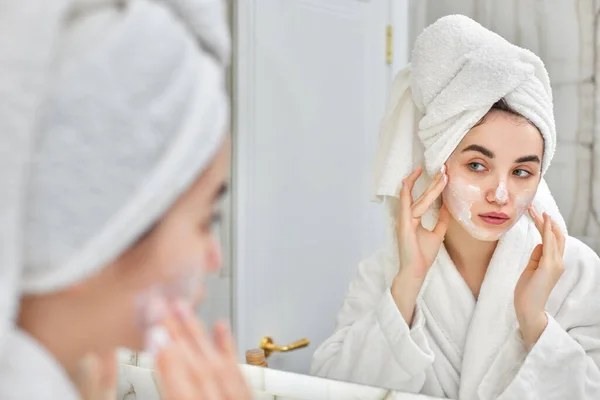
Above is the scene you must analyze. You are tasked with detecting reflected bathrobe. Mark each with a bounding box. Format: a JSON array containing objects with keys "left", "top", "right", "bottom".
[{"left": 311, "top": 231, "right": 600, "bottom": 399}]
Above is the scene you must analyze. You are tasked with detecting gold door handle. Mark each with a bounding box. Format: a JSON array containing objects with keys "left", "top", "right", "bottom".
[{"left": 259, "top": 336, "right": 310, "bottom": 358}]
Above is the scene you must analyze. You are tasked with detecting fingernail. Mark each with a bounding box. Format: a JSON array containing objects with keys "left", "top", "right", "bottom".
[
  {"left": 440, "top": 165, "right": 446, "bottom": 174},
  {"left": 443, "top": 174, "right": 448, "bottom": 184},
  {"left": 146, "top": 326, "right": 171, "bottom": 356}
]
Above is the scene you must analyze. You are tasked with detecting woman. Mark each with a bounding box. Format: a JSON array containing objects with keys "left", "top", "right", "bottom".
[
  {"left": 0, "top": 1, "right": 250, "bottom": 399},
  {"left": 311, "top": 15, "right": 600, "bottom": 400}
]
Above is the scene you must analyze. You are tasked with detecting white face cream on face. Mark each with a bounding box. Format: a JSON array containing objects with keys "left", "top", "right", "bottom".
[
  {"left": 442, "top": 175, "right": 498, "bottom": 240},
  {"left": 135, "top": 267, "right": 205, "bottom": 355},
  {"left": 514, "top": 188, "right": 536, "bottom": 215},
  {"left": 442, "top": 171, "right": 537, "bottom": 241},
  {"left": 495, "top": 180, "right": 508, "bottom": 203}
]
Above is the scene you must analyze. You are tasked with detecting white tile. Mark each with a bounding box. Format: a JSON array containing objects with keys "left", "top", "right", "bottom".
[
  {"left": 264, "top": 368, "right": 328, "bottom": 400},
  {"left": 117, "top": 364, "right": 161, "bottom": 400},
  {"left": 137, "top": 351, "right": 155, "bottom": 370},
  {"left": 327, "top": 378, "right": 389, "bottom": 400},
  {"left": 117, "top": 348, "right": 138, "bottom": 366},
  {"left": 241, "top": 364, "right": 267, "bottom": 391}
]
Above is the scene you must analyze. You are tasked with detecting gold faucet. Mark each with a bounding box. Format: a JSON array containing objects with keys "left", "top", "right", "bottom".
[{"left": 259, "top": 336, "right": 310, "bottom": 358}]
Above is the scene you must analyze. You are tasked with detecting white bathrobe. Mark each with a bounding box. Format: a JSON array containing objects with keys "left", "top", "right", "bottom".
[
  {"left": 0, "top": 330, "right": 80, "bottom": 399},
  {"left": 311, "top": 231, "right": 600, "bottom": 399}
]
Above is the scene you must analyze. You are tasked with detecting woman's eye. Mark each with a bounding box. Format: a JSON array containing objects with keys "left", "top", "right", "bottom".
[
  {"left": 513, "top": 169, "right": 531, "bottom": 178},
  {"left": 468, "top": 162, "right": 485, "bottom": 172}
]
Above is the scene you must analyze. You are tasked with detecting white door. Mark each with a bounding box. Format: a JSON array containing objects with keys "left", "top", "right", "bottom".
[{"left": 233, "top": 0, "right": 408, "bottom": 374}]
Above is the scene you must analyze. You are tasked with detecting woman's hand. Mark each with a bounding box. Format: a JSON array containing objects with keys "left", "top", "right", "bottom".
[
  {"left": 155, "top": 301, "right": 252, "bottom": 400},
  {"left": 75, "top": 351, "right": 117, "bottom": 400},
  {"left": 514, "top": 206, "right": 566, "bottom": 349},
  {"left": 391, "top": 165, "right": 450, "bottom": 325}
]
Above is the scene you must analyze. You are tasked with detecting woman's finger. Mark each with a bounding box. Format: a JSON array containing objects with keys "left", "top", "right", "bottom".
[
  {"left": 550, "top": 219, "right": 566, "bottom": 257},
  {"left": 398, "top": 168, "right": 423, "bottom": 231},
  {"left": 399, "top": 167, "right": 422, "bottom": 202},
  {"left": 98, "top": 351, "right": 117, "bottom": 400},
  {"left": 174, "top": 301, "right": 221, "bottom": 362},
  {"left": 412, "top": 166, "right": 444, "bottom": 204},
  {"left": 524, "top": 243, "right": 544, "bottom": 273},
  {"left": 432, "top": 203, "right": 450, "bottom": 239},
  {"left": 402, "top": 166, "right": 423, "bottom": 196},
  {"left": 158, "top": 313, "right": 221, "bottom": 400},
  {"left": 212, "top": 322, "right": 252, "bottom": 400},
  {"left": 74, "top": 354, "right": 101, "bottom": 400},
  {"left": 528, "top": 205, "right": 544, "bottom": 234},
  {"left": 541, "top": 213, "right": 558, "bottom": 262},
  {"left": 212, "top": 320, "right": 238, "bottom": 362},
  {"left": 172, "top": 301, "right": 231, "bottom": 400},
  {"left": 156, "top": 341, "right": 197, "bottom": 400},
  {"left": 411, "top": 171, "right": 447, "bottom": 219},
  {"left": 160, "top": 312, "right": 207, "bottom": 379}
]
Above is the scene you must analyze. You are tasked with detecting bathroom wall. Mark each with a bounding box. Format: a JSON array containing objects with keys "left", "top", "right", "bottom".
[{"left": 409, "top": 0, "right": 600, "bottom": 253}]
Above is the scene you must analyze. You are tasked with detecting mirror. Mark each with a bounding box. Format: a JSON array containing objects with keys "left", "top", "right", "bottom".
[{"left": 130, "top": 0, "right": 600, "bottom": 398}]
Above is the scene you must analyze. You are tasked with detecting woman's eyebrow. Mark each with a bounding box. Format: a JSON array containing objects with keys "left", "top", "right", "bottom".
[
  {"left": 515, "top": 155, "right": 541, "bottom": 163},
  {"left": 462, "top": 144, "right": 494, "bottom": 158}
]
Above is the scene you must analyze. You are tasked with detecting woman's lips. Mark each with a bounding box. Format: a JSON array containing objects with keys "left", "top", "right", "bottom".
[{"left": 479, "top": 212, "right": 510, "bottom": 225}]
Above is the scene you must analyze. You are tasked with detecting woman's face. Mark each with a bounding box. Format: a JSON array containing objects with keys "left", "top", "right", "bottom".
[
  {"left": 442, "top": 111, "right": 544, "bottom": 241},
  {"left": 109, "top": 137, "right": 231, "bottom": 350}
]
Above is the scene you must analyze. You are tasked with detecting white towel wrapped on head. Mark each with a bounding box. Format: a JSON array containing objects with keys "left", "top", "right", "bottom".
[{"left": 372, "top": 14, "right": 563, "bottom": 232}]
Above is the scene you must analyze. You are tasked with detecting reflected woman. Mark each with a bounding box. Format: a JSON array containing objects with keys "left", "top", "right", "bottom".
[{"left": 311, "top": 15, "right": 600, "bottom": 400}]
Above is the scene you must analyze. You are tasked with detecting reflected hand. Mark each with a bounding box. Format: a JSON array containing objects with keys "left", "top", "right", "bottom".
[
  {"left": 392, "top": 166, "right": 449, "bottom": 325},
  {"left": 514, "top": 206, "right": 566, "bottom": 349},
  {"left": 395, "top": 165, "right": 450, "bottom": 279},
  {"left": 155, "top": 302, "right": 252, "bottom": 400}
]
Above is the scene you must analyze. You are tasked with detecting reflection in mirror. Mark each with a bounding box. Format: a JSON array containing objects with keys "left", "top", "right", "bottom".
[{"left": 228, "top": 1, "right": 600, "bottom": 399}]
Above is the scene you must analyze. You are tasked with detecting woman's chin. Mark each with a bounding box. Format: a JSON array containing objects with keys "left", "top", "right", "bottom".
[
  {"left": 468, "top": 218, "right": 518, "bottom": 242},
  {"left": 459, "top": 220, "right": 505, "bottom": 242}
]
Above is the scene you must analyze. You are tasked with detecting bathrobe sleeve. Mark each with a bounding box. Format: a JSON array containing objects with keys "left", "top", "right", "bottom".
[
  {"left": 498, "top": 237, "right": 600, "bottom": 399},
  {"left": 310, "top": 250, "right": 435, "bottom": 393}
]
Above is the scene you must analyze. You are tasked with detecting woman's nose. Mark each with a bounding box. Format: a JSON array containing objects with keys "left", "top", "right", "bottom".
[{"left": 486, "top": 180, "right": 509, "bottom": 205}]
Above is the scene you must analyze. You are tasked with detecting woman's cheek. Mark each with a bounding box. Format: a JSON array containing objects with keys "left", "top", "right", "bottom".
[{"left": 514, "top": 188, "right": 536, "bottom": 216}]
